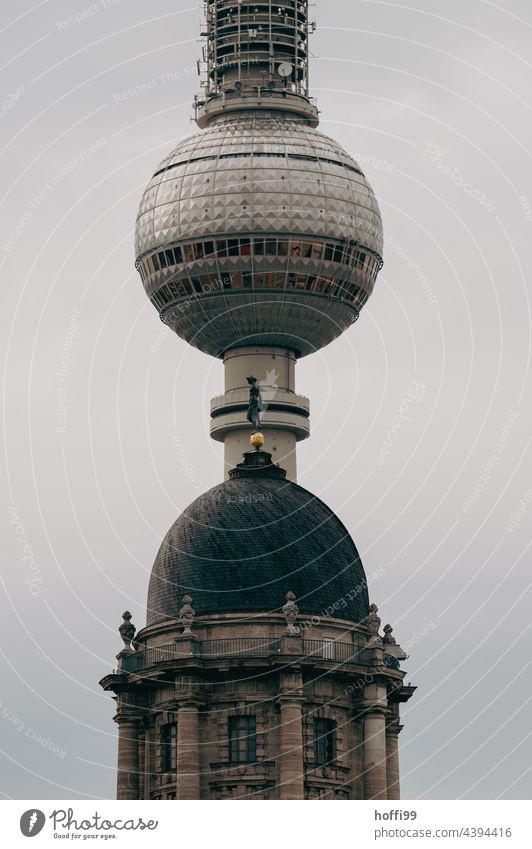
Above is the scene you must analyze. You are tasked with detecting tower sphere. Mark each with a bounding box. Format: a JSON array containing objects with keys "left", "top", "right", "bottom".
[{"left": 135, "top": 115, "right": 384, "bottom": 358}]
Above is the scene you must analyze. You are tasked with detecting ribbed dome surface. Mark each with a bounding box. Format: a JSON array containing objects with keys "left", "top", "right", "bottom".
[{"left": 147, "top": 474, "right": 369, "bottom": 626}]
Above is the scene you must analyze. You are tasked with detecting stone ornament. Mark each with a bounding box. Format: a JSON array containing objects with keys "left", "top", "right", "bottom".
[
  {"left": 282, "top": 591, "right": 299, "bottom": 635},
  {"left": 364, "top": 603, "right": 382, "bottom": 643},
  {"left": 383, "top": 624, "right": 397, "bottom": 644},
  {"left": 180, "top": 595, "right": 196, "bottom": 633},
  {"left": 119, "top": 611, "right": 136, "bottom": 651}
]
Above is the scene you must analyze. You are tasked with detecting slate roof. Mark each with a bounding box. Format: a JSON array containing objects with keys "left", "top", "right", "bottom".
[{"left": 146, "top": 457, "right": 369, "bottom": 626}]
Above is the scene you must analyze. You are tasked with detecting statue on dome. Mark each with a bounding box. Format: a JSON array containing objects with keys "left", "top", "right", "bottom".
[
  {"left": 119, "top": 611, "right": 136, "bottom": 651},
  {"left": 246, "top": 376, "right": 263, "bottom": 432}
]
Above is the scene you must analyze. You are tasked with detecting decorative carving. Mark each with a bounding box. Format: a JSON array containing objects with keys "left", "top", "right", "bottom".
[
  {"left": 119, "top": 611, "right": 136, "bottom": 651},
  {"left": 383, "top": 624, "right": 396, "bottom": 644},
  {"left": 364, "top": 603, "right": 382, "bottom": 641},
  {"left": 179, "top": 595, "right": 195, "bottom": 633},
  {"left": 282, "top": 591, "right": 299, "bottom": 635},
  {"left": 246, "top": 376, "right": 263, "bottom": 432}
]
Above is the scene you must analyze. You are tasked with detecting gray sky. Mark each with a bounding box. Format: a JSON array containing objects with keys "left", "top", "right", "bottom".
[{"left": 1, "top": 0, "right": 531, "bottom": 800}]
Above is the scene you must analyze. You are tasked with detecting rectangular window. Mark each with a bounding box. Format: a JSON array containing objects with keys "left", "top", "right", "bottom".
[
  {"left": 324, "top": 244, "right": 334, "bottom": 262},
  {"left": 265, "top": 239, "right": 277, "bottom": 256},
  {"left": 229, "top": 716, "right": 257, "bottom": 763},
  {"left": 311, "top": 242, "right": 323, "bottom": 259},
  {"left": 240, "top": 238, "right": 251, "bottom": 256},
  {"left": 217, "top": 240, "right": 228, "bottom": 258},
  {"left": 160, "top": 723, "right": 177, "bottom": 772},
  {"left": 172, "top": 246, "right": 183, "bottom": 265},
  {"left": 253, "top": 238, "right": 265, "bottom": 256},
  {"left": 183, "top": 244, "right": 194, "bottom": 263},
  {"left": 278, "top": 240, "right": 289, "bottom": 256},
  {"left": 203, "top": 241, "right": 214, "bottom": 258},
  {"left": 227, "top": 239, "right": 239, "bottom": 257},
  {"left": 333, "top": 245, "right": 344, "bottom": 263},
  {"left": 313, "top": 718, "right": 336, "bottom": 766},
  {"left": 165, "top": 249, "right": 175, "bottom": 267}
]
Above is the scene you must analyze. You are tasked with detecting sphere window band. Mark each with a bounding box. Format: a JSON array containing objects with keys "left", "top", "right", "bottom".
[
  {"left": 138, "top": 236, "right": 382, "bottom": 286},
  {"left": 150, "top": 273, "right": 369, "bottom": 316}
]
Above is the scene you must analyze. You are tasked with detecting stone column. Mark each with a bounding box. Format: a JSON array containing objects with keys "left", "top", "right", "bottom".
[
  {"left": 138, "top": 729, "right": 145, "bottom": 800},
  {"left": 386, "top": 722, "right": 402, "bottom": 800},
  {"left": 176, "top": 704, "right": 200, "bottom": 799},
  {"left": 143, "top": 720, "right": 155, "bottom": 800},
  {"left": 363, "top": 711, "right": 387, "bottom": 799},
  {"left": 278, "top": 698, "right": 305, "bottom": 799},
  {"left": 115, "top": 716, "right": 140, "bottom": 800}
]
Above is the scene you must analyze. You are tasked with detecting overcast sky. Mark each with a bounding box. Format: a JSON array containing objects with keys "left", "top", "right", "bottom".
[{"left": 1, "top": 0, "right": 531, "bottom": 800}]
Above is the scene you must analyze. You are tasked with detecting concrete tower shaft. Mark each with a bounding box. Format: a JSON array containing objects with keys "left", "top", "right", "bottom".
[{"left": 195, "top": 0, "right": 319, "bottom": 128}]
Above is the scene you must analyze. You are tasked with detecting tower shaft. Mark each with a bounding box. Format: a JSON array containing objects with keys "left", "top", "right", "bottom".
[{"left": 210, "top": 346, "right": 309, "bottom": 480}]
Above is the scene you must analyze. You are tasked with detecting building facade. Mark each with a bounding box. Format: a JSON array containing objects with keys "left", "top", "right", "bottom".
[{"left": 100, "top": 0, "right": 415, "bottom": 800}]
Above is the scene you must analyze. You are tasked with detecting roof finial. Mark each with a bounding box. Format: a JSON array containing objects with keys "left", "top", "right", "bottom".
[{"left": 119, "top": 610, "right": 136, "bottom": 651}]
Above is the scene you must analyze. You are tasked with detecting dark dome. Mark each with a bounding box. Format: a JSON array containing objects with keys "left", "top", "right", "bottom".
[{"left": 146, "top": 453, "right": 369, "bottom": 627}]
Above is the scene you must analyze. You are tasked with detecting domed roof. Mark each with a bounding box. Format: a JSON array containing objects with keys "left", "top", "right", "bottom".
[
  {"left": 146, "top": 451, "right": 369, "bottom": 627},
  {"left": 135, "top": 115, "right": 383, "bottom": 261}
]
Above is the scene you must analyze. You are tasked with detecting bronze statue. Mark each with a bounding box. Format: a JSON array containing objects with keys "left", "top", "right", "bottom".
[{"left": 246, "top": 375, "right": 263, "bottom": 432}]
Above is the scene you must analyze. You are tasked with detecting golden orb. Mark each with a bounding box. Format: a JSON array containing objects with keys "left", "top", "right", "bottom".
[{"left": 250, "top": 432, "right": 265, "bottom": 449}]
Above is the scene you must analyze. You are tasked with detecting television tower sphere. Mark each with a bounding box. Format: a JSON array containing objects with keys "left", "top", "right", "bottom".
[{"left": 134, "top": 5, "right": 384, "bottom": 359}]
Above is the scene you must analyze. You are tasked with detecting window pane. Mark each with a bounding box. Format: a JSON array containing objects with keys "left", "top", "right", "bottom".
[
  {"left": 173, "top": 246, "right": 183, "bottom": 264},
  {"left": 253, "top": 239, "right": 265, "bottom": 256},
  {"left": 313, "top": 719, "right": 336, "bottom": 766},
  {"left": 165, "top": 249, "right": 175, "bottom": 266},
  {"left": 160, "top": 724, "right": 177, "bottom": 772},
  {"left": 229, "top": 716, "right": 256, "bottom": 763},
  {"left": 289, "top": 240, "right": 301, "bottom": 257}
]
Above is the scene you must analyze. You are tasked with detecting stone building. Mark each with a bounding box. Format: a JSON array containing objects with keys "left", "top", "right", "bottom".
[{"left": 100, "top": 0, "right": 415, "bottom": 800}]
